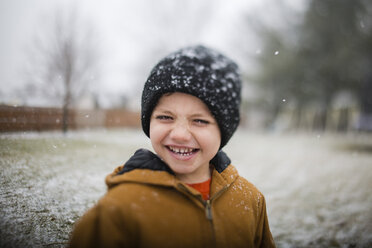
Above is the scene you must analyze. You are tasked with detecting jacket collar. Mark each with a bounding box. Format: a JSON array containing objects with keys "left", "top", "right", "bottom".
[
  {"left": 117, "top": 149, "right": 231, "bottom": 175},
  {"left": 105, "top": 149, "right": 237, "bottom": 191}
]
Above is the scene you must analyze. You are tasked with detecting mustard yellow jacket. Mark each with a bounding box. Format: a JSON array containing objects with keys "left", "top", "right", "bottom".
[{"left": 69, "top": 149, "right": 275, "bottom": 248}]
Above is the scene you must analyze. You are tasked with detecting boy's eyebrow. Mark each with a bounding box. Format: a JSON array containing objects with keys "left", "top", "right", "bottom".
[
  {"left": 153, "top": 109, "right": 173, "bottom": 115},
  {"left": 153, "top": 108, "right": 215, "bottom": 120},
  {"left": 190, "top": 113, "right": 212, "bottom": 118}
]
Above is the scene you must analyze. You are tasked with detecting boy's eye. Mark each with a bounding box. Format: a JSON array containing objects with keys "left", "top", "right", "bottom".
[
  {"left": 156, "top": 115, "right": 173, "bottom": 121},
  {"left": 193, "top": 119, "right": 210, "bottom": 125}
]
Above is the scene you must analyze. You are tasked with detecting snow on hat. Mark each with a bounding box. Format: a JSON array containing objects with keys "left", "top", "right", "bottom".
[{"left": 141, "top": 45, "right": 241, "bottom": 149}]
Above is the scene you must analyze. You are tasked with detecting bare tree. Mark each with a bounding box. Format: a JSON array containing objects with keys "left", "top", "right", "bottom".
[{"left": 24, "top": 7, "right": 100, "bottom": 133}]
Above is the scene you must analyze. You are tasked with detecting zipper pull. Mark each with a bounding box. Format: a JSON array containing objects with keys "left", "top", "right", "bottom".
[{"left": 205, "top": 200, "right": 213, "bottom": 221}]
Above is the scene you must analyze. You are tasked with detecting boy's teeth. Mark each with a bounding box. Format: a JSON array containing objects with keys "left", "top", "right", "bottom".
[{"left": 169, "top": 146, "right": 193, "bottom": 154}]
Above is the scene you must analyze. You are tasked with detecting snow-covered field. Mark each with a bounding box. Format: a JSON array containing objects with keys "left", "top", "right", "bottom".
[{"left": 1, "top": 129, "right": 372, "bottom": 247}]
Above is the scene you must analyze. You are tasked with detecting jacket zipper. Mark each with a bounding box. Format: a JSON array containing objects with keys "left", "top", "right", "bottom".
[
  {"left": 202, "top": 185, "right": 228, "bottom": 219},
  {"left": 178, "top": 184, "right": 229, "bottom": 246},
  {"left": 202, "top": 186, "right": 229, "bottom": 247},
  {"left": 205, "top": 200, "right": 212, "bottom": 220}
]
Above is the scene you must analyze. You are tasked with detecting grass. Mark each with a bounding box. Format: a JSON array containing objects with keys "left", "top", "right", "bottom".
[{"left": 1, "top": 129, "right": 372, "bottom": 247}]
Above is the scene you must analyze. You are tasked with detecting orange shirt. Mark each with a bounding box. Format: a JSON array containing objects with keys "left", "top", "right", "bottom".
[{"left": 187, "top": 178, "right": 211, "bottom": 200}]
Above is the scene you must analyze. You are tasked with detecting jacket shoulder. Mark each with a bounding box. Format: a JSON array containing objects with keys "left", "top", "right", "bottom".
[
  {"left": 235, "top": 176, "right": 264, "bottom": 196},
  {"left": 227, "top": 174, "right": 267, "bottom": 213},
  {"left": 220, "top": 165, "right": 265, "bottom": 198}
]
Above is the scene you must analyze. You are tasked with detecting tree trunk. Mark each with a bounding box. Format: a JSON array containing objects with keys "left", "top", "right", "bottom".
[
  {"left": 62, "top": 74, "right": 72, "bottom": 133},
  {"left": 337, "top": 108, "right": 349, "bottom": 132},
  {"left": 291, "top": 104, "right": 304, "bottom": 130},
  {"left": 62, "top": 92, "right": 71, "bottom": 133},
  {"left": 266, "top": 102, "right": 281, "bottom": 130},
  {"left": 357, "top": 74, "right": 372, "bottom": 131},
  {"left": 312, "top": 103, "right": 328, "bottom": 131}
]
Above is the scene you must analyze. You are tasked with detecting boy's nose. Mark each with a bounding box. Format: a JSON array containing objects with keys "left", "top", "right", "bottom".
[{"left": 169, "top": 122, "right": 191, "bottom": 142}]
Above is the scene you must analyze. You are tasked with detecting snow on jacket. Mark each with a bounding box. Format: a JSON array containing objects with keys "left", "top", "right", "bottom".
[{"left": 69, "top": 149, "right": 276, "bottom": 248}]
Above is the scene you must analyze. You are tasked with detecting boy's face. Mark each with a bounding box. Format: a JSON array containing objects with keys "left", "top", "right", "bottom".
[{"left": 150, "top": 92, "right": 221, "bottom": 184}]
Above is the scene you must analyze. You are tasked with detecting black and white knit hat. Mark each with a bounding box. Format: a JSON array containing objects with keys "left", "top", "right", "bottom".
[{"left": 141, "top": 45, "right": 241, "bottom": 149}]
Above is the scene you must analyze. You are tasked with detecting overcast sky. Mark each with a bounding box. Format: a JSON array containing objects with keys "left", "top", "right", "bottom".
[{"left": 0, "top": 0, "right": 305, "bottom": 108}]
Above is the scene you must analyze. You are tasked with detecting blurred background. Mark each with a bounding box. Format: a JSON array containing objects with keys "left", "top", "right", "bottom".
[
  {"left": 1, "top": 0, "right": 372, "bottom": 247},
  {"left": 1, "top": 0, "right": 371, "bottom": 133}
]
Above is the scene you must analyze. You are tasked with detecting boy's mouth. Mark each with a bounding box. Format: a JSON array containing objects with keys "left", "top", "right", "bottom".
[{"left": 166, "top": 146, "right": 199, "bottom": 156}]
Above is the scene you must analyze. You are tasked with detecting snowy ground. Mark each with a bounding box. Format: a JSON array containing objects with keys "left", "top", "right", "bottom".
[{"left": 1, "top": 129, "right": 372, "bottom": 248}]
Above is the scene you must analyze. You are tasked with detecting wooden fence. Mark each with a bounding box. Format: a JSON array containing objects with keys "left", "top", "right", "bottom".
[{"left": 0, "top": 105, "right": 140, "bottom": 132}]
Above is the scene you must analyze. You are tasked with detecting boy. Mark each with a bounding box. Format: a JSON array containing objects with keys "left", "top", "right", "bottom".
[{"left": 69, "top": 45, "right": 275, "bottom": 248}]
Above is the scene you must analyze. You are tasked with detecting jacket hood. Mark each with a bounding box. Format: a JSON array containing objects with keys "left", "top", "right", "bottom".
[{"left": 106, "top": 149, "right": 235, "bottom": 190}]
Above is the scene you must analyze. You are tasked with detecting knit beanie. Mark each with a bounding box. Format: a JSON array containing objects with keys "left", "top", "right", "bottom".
[{"left": 141, "top": 45, "right": 241, "bottom": 149}]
